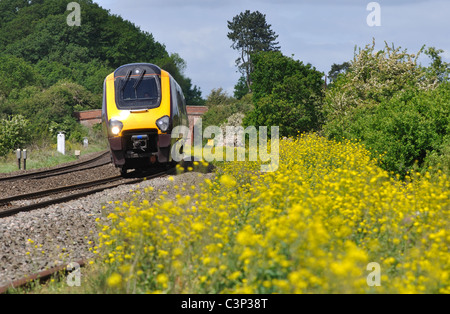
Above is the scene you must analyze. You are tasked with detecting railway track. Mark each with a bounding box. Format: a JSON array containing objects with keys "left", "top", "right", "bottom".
[
  {"left": 0, "top": 168, "right": 171, "bottom": 219},
  {"left": 0, "top": 175, "right": 135, "bottom": 218},
  {"left": 0, "top": 151, "right": 111, "bottom": 182},
  {"left": 0, "top": 260, "right": 87, "bottom": 294},
  {"left": 0, "top": 167, "right": 173, "bottom": 293}
]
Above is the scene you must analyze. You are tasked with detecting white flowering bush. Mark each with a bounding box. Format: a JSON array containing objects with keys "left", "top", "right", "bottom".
[
  {"left": 324, "top": 40, "right": 438, "bottom": 120},
  {"left": 323, "top": 40, "right": 449, "bottom": 177}
]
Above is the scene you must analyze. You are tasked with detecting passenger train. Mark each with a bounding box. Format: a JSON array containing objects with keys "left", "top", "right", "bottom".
[{"left": 102, "top": 63, "right": 189, "bottom": 176}]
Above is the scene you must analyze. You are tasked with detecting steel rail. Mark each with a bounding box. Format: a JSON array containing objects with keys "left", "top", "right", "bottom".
[
  {"left": 0, "top": 175, "right": 125, "bottom": 206},
  {"left": 0, "top": 170, "right": 170, "bottom": 218},
  {"left": 0, "top": 169, "right": 171, "bottom": 293},
  {"left": 31, "top": 159, "right": 112, "bottom": 180},
  {"left": 0, "top": 259, "right": 87, "bottom": 294},
  {"left": 0, "top": 151, "right": 110, "bottom": 182}
]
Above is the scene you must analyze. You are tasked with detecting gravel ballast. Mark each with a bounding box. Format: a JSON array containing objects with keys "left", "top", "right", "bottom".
[{"left": 0, "top": 171, "right": 212, "bottom": 289}]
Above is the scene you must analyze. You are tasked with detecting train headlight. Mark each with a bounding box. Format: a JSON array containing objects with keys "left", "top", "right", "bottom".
[
  {"left": 109, "top": 119, "right": 123, "bottom": 136},
  {"left": 156, "top": 116, "right": 170, "bottom": 133}
]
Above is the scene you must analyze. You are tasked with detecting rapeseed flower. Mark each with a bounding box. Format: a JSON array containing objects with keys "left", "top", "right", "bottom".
[
  {"left": 107, "top": 273, "right": 122, "bottom": 288},
  {"left": 96, "top": 133, "right": 449, "bottom": 294}
]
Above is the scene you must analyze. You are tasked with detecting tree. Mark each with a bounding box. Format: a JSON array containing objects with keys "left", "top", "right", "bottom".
[
  {"left": 0, "top": 54, "right": 41, "bottom": 99},
  {"left": 327, "top": 61, "right": 350, "bottom": 84},
  {"left": 5, "top": 80, "right": 99, "bottom": 139},
  {"left": 244, "top": 51, "right": 324, "bottom": 137},
  {"left": 0, "top": 0, "right": 201, "bottom": 98},
  {"left": 227, "top": 10, "right": 280, "bottom": 92},
  {"left": 234, "top": 76, "right": 249, "bottom": 99},
  {"left": 425, "top": 47, "right": 450, "bottom": 82}
]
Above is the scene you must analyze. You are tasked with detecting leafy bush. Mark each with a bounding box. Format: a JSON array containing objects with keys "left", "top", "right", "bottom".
[
  {"left": 323, "top": 41, "right": 438, "bottom": 121},
  {"left": 0, "top": 114, "right": 30, "bottom": 156},
  {"left": 424, "top": 135, "right": 450, "bottom": 177},
  {"left": 323, "top": 41, "right": 449, "bottom": 176},
  {"left": 233, "top": 76, "right": 250, "bottom": 99},
  {"left": 202, "top": 88, "right": 253, "bottom": 131}
]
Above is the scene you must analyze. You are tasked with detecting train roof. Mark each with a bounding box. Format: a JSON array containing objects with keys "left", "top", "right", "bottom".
[{"left": 114, "top": 63, "right": 162, "bottom": 77}]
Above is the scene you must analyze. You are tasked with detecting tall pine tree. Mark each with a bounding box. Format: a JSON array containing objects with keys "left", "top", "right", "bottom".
[{"left": 227, "top": 10, "right": 280, "bottom": 92}]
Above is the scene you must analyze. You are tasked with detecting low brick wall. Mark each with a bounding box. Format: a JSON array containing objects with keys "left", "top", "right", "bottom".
[{"left": 73, "top": 110, "right": 102, "bottom": 127}]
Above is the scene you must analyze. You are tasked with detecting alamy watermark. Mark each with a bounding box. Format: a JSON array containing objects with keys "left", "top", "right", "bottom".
[
  {"left": 366, "top": 262, "right": 381, "bottom": 287},
  {"left": 67, "top": 2, "right": 81, "bottom": 27},
  {"left": 171, "top": 119, "right": 280, "bottom": 173},
  {"left": 367, "top": 2, "right": 381, "bottom": 27},
  {"left": 66, "top": 262, "right": 81, "bottom": 287}
]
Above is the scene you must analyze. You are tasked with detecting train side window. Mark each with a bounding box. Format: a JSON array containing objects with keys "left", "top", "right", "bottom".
[
  {"left": 177, "top": 89, "right": 183, "bottom": 115},
  {"left": 178, "top": 87, "right": 188, "bottom": 122},
  {"left": 171, "top": 78, "right": 179, "bottom": 116}
]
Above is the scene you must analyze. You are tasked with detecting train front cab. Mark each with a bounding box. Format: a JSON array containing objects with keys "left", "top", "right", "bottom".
[{"left": 102, "top": 63, "right": 188, "bottom": 175}]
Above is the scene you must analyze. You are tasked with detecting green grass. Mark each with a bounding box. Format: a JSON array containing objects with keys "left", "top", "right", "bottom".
[{"left": 0, "top": 139, "right": 108, "bottom": 174}]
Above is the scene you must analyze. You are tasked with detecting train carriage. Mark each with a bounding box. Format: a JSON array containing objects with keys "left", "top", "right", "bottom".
[{"left": 102, "top": 63, "right": 189, "bottom": 176}]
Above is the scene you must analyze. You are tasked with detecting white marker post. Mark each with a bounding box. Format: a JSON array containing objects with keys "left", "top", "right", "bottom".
[{"left": 57, "top": 132, "right": 66, "bottom": 155}]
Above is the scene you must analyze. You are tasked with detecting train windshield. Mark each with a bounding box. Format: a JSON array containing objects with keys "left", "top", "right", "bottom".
[{"left": 116, "top": 74, "right": 161, "bottom": 109}]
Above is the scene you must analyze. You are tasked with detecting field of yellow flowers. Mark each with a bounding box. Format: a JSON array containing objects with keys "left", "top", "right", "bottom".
[{"left": 94, "top": 133, "right": 449, "bottom": 294}]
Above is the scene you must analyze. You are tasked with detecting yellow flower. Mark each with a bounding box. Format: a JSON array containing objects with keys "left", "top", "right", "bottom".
[
  {"left": 228, "top": 271, "right": 241, "bottom": 281},
  {"left": 95, "top": 133, "right": 450, "bottom": 294},
  {"left": 107, "top": 273, "right": 122, "bottom": 288},
  {"left": 192, "top": 222, "right": 205, "bottom": 232},
  {"left": 156, "top": 274, "right": 169, "bottom": 288},
  {"left": 219, "top": 174, "right": 237, "bottom": 187},
  {"left": 173, "top": 248, "right": 183, "bottom": 256}
]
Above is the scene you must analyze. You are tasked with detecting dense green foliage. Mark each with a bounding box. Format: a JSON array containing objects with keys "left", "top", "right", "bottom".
[
  {"left": 0, "top": 0, "right": 203, "bottom": 156},
  {"left": 0, "top": 0, "right": 169, "bottom": 90},
  {"left": 0, "top": 54, "right": 41, "bottom": 99},
  {"left": 4, "top": 81, "right": 99, "bottom": 140},
  {"left": 323, "top": 41, "right": 450, "bottom": 177},
  {"left": 325, "top": 84, "right": 450, "bottom": 175},
  {"left": 244, "top": 51, "right": 324, "bottom": 137}
]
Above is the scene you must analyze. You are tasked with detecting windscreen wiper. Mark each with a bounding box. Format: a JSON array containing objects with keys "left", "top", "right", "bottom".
[
  {"left": 133, "top": 69, "right": 146, "bottom": 90},
  {"left": 121, "top": 70, "right": 132, "bottom": 91}
]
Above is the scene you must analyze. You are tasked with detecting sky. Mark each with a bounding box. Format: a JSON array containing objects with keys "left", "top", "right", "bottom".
[{"left": 94, "top": 0, "right": 450, "bottom": 98}]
